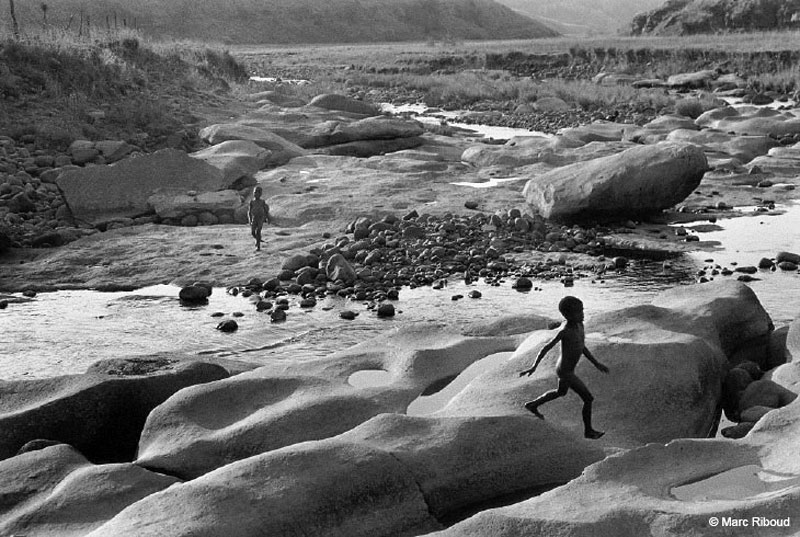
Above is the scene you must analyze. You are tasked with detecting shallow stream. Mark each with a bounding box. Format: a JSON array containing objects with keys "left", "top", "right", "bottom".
[{"left": 1, "top": 203, "right": 798, "bottom": 381}]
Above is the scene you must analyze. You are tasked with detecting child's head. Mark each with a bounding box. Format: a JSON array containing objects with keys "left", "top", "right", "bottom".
[
  {"left": 253, "top": 186, "right": 263, "bottom": 198},
  {"left": 558, "top": 296, "right": 584, "bottom": 322}
]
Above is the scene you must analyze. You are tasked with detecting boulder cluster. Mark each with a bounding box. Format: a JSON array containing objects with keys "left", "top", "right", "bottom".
[
  {"left": 216, "top": 209, "right": 613, "bottom": 317},
  {"left": 2, "top": 282, "right": 797, "bottom": 537},
  {"left": 0, "top": 93, "right": 427, "bottom": 249}
]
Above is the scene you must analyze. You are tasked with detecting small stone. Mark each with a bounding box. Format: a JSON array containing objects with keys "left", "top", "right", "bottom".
[
  {"left": 210, "top": 312, "right": 225, "bottom": 317},
  {"left": 758, "top": 258, "right": 774, "bottom": 269},
  {"left": 232, "top": 312, "right": 245, "bottom": 317},
  {"left": 468, "top": 290, "right": 482, "bottom": 299},
  {"left": 512, "top": 277, "right": 533, "bottom": 291},
  {"left": 734, "top": 266, "right": 758, "bottom": 274},
  {"left": 737, "top": 275, "right": 760, "bottom": 282},
  {"left": 377, "top": 303, "right": 395, "bottom": 318},
  {"left": 270, "top": 309, "right": 287, "bottom": 322},
  {"left": 451, "top": 294, "right": 464, "bottom": 301},
  {"left": 216, "top": 319, "right": 238, "bottom": 332},
  {"left": 299, "top": 297, "right": 317, "bottom": 308},
  {"left": 22, "top": 289, "right": 37, "bottom": 298},
  {"left": 179, "top": 285, "right": 210, "bottom": 303},
  {"left": 0, "top": 300, "right": 8, "bottom": 309},
  {"left": 340, "top": 310, "right": 357, "bottom": 320},
  {"left": 464, "top": 201, "right": 479, "bottom": 210},
  {"left": 256, "top": 300, "right": 273, "bottom": 311},
  {"left": 776, "top": 251, "right": 800, "bottom": 264},
  {"left": 777, "top": 261, "right": 798, "bottom": 271}
]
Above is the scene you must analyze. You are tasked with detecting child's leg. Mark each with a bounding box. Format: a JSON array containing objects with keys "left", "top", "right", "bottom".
[
  {"left": 524, "top": 379, "right": 568, "bottom": 419},
  {"left": 254, "top": 222, "right": 263, "bottom": 249},
  {"left": 567, "top": 375, "right": 604, "bottom": 439}
]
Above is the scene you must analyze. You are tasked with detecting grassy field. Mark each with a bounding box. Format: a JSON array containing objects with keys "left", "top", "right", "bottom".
[
  {"left": 236, "top": 32, "right": 800, "bottom": 116},
  {"left": 3, "top": 27, "right": 800, "bottom": 151}
]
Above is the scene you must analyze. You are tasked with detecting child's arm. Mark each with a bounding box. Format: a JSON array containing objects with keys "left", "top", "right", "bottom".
[
  {"left": 247, "top": 200, "right": 254, "bottom": 224},
  {"left": 583, "top": 346, "right": 610, "bottom": 373},
  {"left": 265, "top": 203, "right": 272, "bottom": 224},
  {"left": 519, "top": 331, "right": 562, "bottom": 377}
]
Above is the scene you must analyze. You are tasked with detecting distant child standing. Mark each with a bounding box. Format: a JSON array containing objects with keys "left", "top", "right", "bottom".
[
  {"left": 248, "top": 186, "right": 271, "bottom": 251},
  {"left": 519, "top": 296, "right": 610, "bottom": 439}
]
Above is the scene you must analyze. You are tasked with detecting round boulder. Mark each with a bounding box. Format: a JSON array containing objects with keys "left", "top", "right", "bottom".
[{"left": 179, "top": 285, "right": 210, "bottom": 304}]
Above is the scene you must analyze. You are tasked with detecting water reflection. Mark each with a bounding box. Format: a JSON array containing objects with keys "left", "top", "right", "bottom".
[{"left": 1, "top": 204, "right": 798, "bottom": 381}]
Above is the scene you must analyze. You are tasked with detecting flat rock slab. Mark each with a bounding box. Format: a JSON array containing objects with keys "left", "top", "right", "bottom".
[
  {"left": 667, "top": 128, "right": 779, "bottom": 163},
  {"left": 698, "top": 107, "right": 800, "bottom": 137},
  {"left": 147, "top": 189, "right": 243, "bottom": 219},
  {"left": 56, "top": 149, "right": 228, "bottom": 225}
]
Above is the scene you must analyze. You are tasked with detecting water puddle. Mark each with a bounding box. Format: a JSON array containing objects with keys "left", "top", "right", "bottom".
[
  {"left": 407, "top": 352, "right": 513, "bottom": 416},
  {"left": 677, "top": 202, "right": 800, "bottom": 324},
  {"left": 381, "top": 103, "right": 550, "bottom": 140},
  {"left": 348, "top": 369, "right": 392, "bottom": 388},
  {"left": 671, "top": 465, "right": 800, "bottom": 501},
  {"left": 450, "top": 177, "right": 527, "bottom": 189}
]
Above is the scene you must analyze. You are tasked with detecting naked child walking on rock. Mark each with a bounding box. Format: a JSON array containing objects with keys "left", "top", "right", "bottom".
[
  {"left": 519, "top": 296, "right": 610, "bottom": 439},
  {"left": 248, "top": 186, "right": 271, "bottom": 251}
]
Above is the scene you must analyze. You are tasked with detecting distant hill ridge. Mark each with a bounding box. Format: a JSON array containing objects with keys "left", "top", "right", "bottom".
[
  {"left": 5, "top": 0, "right": 559, "bottom": 44},
  {"left": 497, "top": 0, "right": 663, "bottom": 35},
  {"left": 631, "top": 0, "right": 800, "bottom": 35}
]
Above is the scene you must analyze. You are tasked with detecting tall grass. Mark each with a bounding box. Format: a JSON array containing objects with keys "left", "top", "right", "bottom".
[{"left": 0, "top": 25, "right": 249, "bottom": 148}]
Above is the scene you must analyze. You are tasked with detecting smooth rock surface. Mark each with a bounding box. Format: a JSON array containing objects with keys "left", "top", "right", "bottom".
[
  {"left": 0, "top": 444, "right": 179, "bottom": 537},
  {"left": 523, "top": 142, "right": 708, "bottom": 221},
  {"left": 135, "top": 326, "right": 518, "bottom": 479},
  {"left": 0, "top": 361, "right": 229, "bottom": 462},
  {"left": 190, "top": 140, "right": 271, "bottom": 185},
  {"left": 56, "top": 149, "right": 227, "bottom": 225}
]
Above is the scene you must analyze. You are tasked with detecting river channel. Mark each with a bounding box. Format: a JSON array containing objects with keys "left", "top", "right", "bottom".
[{"left": 1, "top": 201, "right": 798, "bottom": 381}]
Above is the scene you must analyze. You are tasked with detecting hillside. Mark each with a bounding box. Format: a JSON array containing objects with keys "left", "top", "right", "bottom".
[
  {"left": 630, "top": 0, "right": 800, "bottom": 35},
  {"left": 496, "top": 0, "right": 663, "bottom": 35},
  {"left": 3, "top": 0, "right": 559, "bottom": 44}
]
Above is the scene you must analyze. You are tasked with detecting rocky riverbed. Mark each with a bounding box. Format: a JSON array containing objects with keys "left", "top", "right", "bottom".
[{"left": 1, "top": 67, "right": 800, "bottom": 536}]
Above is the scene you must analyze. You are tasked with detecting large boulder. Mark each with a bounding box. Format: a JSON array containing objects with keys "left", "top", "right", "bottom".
[
  {"left": 557, "top": 121, "right": 635, "bottom": 144},
  {"left": 135, "top": 326, "right": 518, "bottom": 479},
  {"left": 428, "top": 437, "right": 793, "bottom": 537},
  {"left": 55, "top": 149, "right": 228, "bottom": 225},
  {"left": 86, "top": 413, "right": 605, "bottom": 537},
  {"left": 441, "top": 307, "right": 727, "bottom": 448},
  {"left": 666, "top": 128, "right": 779, "bottom": 163},
  {"left": 746, "top": 143, "right": 800, "bottom": 175},
  {"left": 435, "top": 355, "right": 800, "bottom": 537},
  {"left": 651, "top": 280, "right": 774, "bottom": 363},
  {"left": 666, "top": 69, "right": 718, "bottom": 89},
  {"left": 0, "top": 360, "right": 229, "bottom": 462},
  {"left": 461, "top": 137, "right": 632, "bottom": 169},
  {"left": 198, "top": 123, "right": 306, "bottom": 165},
  {"left": 523, "top": 142, "right": 708, "bottom": 221},
  {"left": 306, "top": 93, "right": 380, "bottom": 115},
  {"left": 189, "top": 140, "right": 271, "bottom": 186},
  {"left": 146, "top": 190, "right": 243, "bottom": 220},
  {"left": 0, "top": 444, "right": 179, "bottom": 537},
  {"left": 315, "top": 136, "right": 424, "bottom": 157},
  {"left": 699, "top": 107, "right": 800, "bottom": 137}
]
